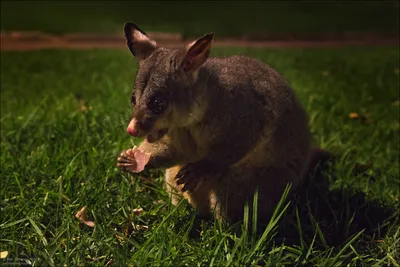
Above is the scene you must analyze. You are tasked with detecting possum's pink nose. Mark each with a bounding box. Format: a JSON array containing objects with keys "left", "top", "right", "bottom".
[
  {"left": 127, "top": 126, "right": 138, "bottom": 136},
  {"left": 127, "top": 118, "right": 139, "bottom": 137}
]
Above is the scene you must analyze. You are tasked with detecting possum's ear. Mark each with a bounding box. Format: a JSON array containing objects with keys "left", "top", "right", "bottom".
[
  {"left": 124, "top": 22, "right": 157, "bottom": 60},
  {"left": 179, "top": 32, "right": 214, "bottom": 73}
]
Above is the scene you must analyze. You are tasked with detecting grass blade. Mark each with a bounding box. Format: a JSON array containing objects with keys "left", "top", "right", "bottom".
[
  {"left": 328, "top": 230, "right": 364, "bottom": 267},
  {"left": 27, "top": 216, "right": 48, "bottom": 246}
]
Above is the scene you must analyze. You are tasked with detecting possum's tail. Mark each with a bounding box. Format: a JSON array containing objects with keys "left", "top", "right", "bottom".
[
  {"left": 305, "top": 148, "right": 334, "bottom": 177},
  {"left": 305, "top": 147, "right": 373, "bottom": 178}
]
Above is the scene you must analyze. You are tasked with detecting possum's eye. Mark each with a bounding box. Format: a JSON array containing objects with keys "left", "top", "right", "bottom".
[
  {"left": 131, "top": 94, "right": 136, "bottom": 106},
  {"left": 149, "top": 96, "right": 167, "bottom": 114}
]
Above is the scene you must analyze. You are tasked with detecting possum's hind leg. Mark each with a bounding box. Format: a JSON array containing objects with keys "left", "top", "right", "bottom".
[
  {"left": 165, "top": 166, "right": 219, "bottom": 219},
  {"left": 165, "top": 166, "right": 184, "bottom": 206},
  {"left": 216, "top": 165, "right": 301, "bottom": 225}
]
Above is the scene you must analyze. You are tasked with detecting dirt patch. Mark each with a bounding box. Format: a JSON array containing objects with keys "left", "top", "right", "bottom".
[{"left": 1, "top": 31, "right": 398, "bottom": 51}]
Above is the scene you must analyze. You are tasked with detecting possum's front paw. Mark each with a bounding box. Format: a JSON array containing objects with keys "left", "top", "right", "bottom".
[
  {"left": 175, "top": 164, "right": 204, "bottom": 192},
  {"left": 175, "top": 161, "right": 218, "bottom": 192},
  {"left": 117, "top": 147, "right": 150, "bottom": 173}
]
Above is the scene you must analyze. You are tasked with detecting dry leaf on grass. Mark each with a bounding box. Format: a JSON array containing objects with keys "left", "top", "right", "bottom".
[
  {"left": 349, "top": 112, "right": 360, "bottom": 119},
  {"left": 74, "top": 94, "right": 93, "bottom": 112},
  {"left": 123, "top": 222, "right": 134, "bottom": 236},
  {"left": 349, "top": 112, "right": 368, "bottom": 123},
  {"left": 0, "top": 251, "right": 8, "bottom": 259},
  {"left": 79, "top": 99, "right": 93, "bottom": 111},
  {"left": 136, "top": 225, "right": 149, "bottom": 230},
  {"left": 153, "top": 199, "right": 164, "bottom": 205},
  {"left": 115, "top": 234, "right": 125, "bottom": 243},
  {"left": 71, "top": 236, "right": 80, "bottom": 241},
  {"left": 75, "top": 206, "right": 95, "bottom": 227},
  {"left": 132, "top": 207, "right": 144, "bottom": 215}
]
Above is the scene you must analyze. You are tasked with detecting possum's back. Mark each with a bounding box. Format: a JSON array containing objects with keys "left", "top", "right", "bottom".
[{"left": 206, "top": 55, "right": 311, "bottom": 167}]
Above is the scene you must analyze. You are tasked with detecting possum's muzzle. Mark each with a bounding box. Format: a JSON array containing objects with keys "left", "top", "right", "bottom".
[
  {"left": 146, "top": 128, "right": 168, "bottom": 143},
  {"left": 127, "top": 118, "right": 168, "bottom": 143}
]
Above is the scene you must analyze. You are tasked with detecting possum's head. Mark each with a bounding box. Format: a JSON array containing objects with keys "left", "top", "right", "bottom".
[{"left": 123, "top": 22, "right": 214, "bottom": 143}]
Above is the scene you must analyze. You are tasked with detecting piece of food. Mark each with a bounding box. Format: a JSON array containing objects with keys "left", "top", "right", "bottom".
[{"left": 117, "top": 147, "right": 151, "bottom": 173}]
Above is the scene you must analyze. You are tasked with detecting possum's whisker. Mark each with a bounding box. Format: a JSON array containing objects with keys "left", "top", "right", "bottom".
[{"left": 188, "top": 113, "right": 201, "bottom": 122}]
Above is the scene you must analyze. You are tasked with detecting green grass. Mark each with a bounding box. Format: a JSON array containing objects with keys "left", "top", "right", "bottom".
[
  {"left": 1, "top": 1, "right": 398, "bottom": 38},
  {"left": 1, "top": 47, "right": 399, "bottom": 266}
]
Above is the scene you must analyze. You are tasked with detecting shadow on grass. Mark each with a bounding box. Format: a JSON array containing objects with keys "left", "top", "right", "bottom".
[
  {"left": 278, "top": 160, "right": 398, "bottom": 249},
  {"left": 134, "top": 154, "right": 397, "bottom": 265},
  {"left": 181, "top": 156, "right": 397, "bottom": 250}
]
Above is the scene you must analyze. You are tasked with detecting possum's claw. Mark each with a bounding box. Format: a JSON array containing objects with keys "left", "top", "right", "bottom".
[
  {"left": 175, "top": 160, "right": 222, "bottom": 192},
  {"left": 176, "top": 173, "right": 203, "bottom": 192},
  {"left": 175, "top": 162, "right": 212, "bottom": 192}
]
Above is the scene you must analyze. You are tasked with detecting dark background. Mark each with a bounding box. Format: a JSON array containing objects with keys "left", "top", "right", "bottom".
[{"left": 1, "top": 1, "right": 398, "bottom": 39}]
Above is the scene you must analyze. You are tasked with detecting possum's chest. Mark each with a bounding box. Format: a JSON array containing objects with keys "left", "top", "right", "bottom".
[{"left": 168, "top": 128, "right": 207, "bottom": 163}]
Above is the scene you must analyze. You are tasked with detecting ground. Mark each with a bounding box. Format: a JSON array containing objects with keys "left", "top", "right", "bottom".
[{"left": 1, "top": 45, "right": 399, "bottom": 266}]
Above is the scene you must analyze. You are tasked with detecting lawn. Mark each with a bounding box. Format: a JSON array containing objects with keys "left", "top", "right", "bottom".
[
  {"left": 1, "top": 1, "right": 398, "bottom": 38},
  {"left": 1, "top": 47, "right": 399, "bottom": 266}
]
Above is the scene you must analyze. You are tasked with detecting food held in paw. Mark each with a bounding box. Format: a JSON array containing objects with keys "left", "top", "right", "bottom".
[{"left": 117, "top": 147, "right": 150, "bottom": 173}]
